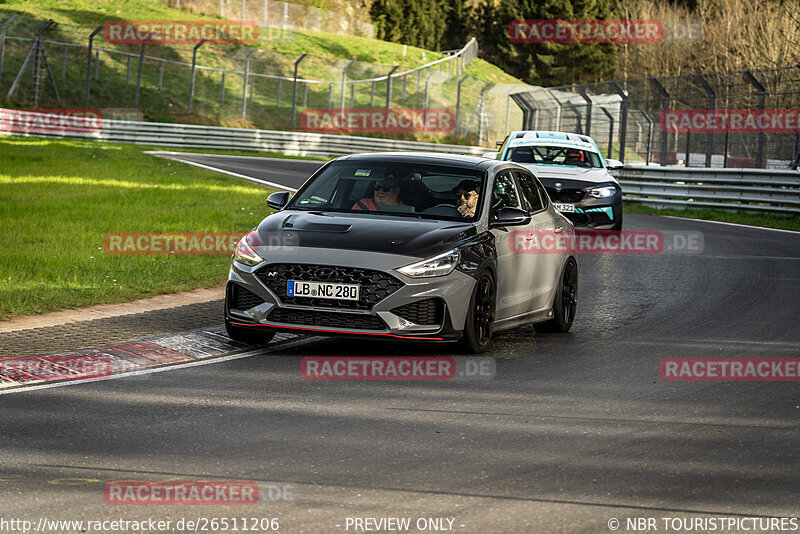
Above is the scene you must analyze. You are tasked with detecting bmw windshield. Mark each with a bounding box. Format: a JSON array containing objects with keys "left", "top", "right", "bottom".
[
  {"left": 285, "top": 161, "right": 486, "bottom": 221},
  {"left": 504, "top": 144, "right": 603, "bottom": 168}
]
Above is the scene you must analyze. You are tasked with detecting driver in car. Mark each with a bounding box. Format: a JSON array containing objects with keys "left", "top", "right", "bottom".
[
  {"left": 453, "top": 179, "right": 480, "bottom": 218},
  {"left": 351, "top": 174, "right": 407, "bottom": 211}
]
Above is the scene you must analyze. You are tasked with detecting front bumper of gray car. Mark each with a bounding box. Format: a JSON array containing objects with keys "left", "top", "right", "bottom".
[{"left": 224, "top": 247, "right": 477, "bottom": 341}]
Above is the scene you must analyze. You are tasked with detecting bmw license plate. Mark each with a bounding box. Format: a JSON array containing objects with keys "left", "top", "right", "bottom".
[
  {"left": 287, "top": 280, "right": 360, "bottom": 301},
  {"left": 554, "top": 203, "right": 575, "bottom": 213}
]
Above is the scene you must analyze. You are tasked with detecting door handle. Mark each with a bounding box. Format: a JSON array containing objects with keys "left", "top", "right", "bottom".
[{"left": 554, "top": 227, "right": 564, "bottom": 233}]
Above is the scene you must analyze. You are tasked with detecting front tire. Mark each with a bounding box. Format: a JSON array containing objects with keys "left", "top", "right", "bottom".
[
  {"left": 535, "top": 258, "right": 578, "bottom": 333},
  {"left": 225, "top": 319, "right": 275, "bottom": 346},
  {"left": 459, "top": 270, "right": 496, "bottom": 354}
]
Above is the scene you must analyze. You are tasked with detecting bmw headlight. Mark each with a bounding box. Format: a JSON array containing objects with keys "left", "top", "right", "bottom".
[
  {"left": 589, "top": 186, "right": 618, "bottom": 199},
  {"left": 233, "top": 230, "right": 263, "bottom": 266},
  {"left": 397, "top": 249, "right": 460, "bottom": 278}
]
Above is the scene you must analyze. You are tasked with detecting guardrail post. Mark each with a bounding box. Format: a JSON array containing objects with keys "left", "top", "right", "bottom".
[
  {"left": 187, "top": 39, "right": 207, "bottom": 111},
  {"left": 693, "top": 74, "right": 715, "bottom": 168},
  {"left": 577, "top": 86, "right": 592, "bottom": 136},
  {"left": 649, "top": 77, "right": 670, "bottom": 166},
  {"left": 241, "top": 49, "right": 258, "bottom": 118},
  {"left": 599, "top": 106, "right": 615, "bottom": 159},
  {"left": 455, "top": 74, "right": 469, "bottom": 136},
  {"left": 743, "top": 70, "right": 767, "bottom": 168},
  {"left": 610, "top": 82, "right": 628, "bottom": 162},
  {"left": 385, "top": 65, "right": 399, "bottom": 113},
  {"left": 0, "top": 15, "right": 19, "bottom": 92},
  {"left": 290, "top": 53, "right": 306, "bottom": 126},
  {"left": 340, "top": 59, "right": 354, "bottom": 112}
]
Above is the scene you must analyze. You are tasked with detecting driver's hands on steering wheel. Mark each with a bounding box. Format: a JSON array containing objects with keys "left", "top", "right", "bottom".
[{"left": 457, "top": 204, "right": 475, "bottom": 217}]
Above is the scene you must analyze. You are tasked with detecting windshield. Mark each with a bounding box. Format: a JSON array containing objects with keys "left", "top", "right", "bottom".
[
  {"left": 505, "top": 144, "right": 603, "bottom": 168},
  {"left": 286, "top": 161, "right": 486, "bottom": 221}
]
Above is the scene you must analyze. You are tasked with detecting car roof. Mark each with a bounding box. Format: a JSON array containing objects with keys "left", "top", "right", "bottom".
[
  {"left": 506, "top": 131, "right": 599, "bottom": 152},
  {"left": 334, "top": 152, "right": 500, "bottom": 171}
]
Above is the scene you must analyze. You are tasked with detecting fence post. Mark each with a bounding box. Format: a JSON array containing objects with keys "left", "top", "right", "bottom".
[
  {"left": 83, "top": 25, "right": 104, "bottom": 105},
  {"left": 649, "top": 77, "right": 670, "bottom": 166},
  {"left": 385, "top": 65, "right": 399, "bottom": 113},
  {"left": 370, "top": 82, "right": 375, "bottom": 106},
  {"left": 187, "top": 39, "right": 207, "bottom": 111},
  {"left": 504, "top": 84, "right": 518, "bottom": 134},
  {"left": 743, "top": 70, "right": 767, "bottom": 168},
  {"left": 134, "top": 33, "right": 154, "bottom": 107},
  {"left": 302, "top": 83, "right": 307, "bottom": 107},
  {"left": 7, "top": 20, "right": 53, "bottom": 101},
  {"left": 291, "top": 53, "right": 307, "bottom": 126},
  {"left": 423, "top": 69, "right": 435, "bottom": 132},
  {"left": 61, "top": 46, "right": 67, "bottom": 78},
  {"left": 639, "top": 111, "right": 653, "bottom": 166},
  {"left": 577, "top": 86, "right": 592, "bottom": 136},
  {"left": 477, "top": 82, "right": 495, "bottom": 144},
  {"left": 340, "top": 59, "right": 354, "bottom": 112},
  {"left": 567, "top": 102, "right": 583, "bottom": 134},
  {"left": 455, "top": 74, "right": 469, "bottom": 136},
  {"left": 241, "top": 49, "right": 258, "bottom": 118},
  {"left": 610, "top": 82, "right": 628, "bottom": 162},
  {"left": 158, "top": 62, "right": 164, "bottom": 90},
  {"left": 327, "top": 83, "right": 332, "bottom": 109},
  {"left": 94, "top": 51, "right": 99, "bottom": 80},
  {"left": 0, "top": 15, "right": 19, "bottom": 92},
  {"left": 220, "top": 71, "right": 225, "bottom": 103},
  {"left": 693, "top": 74, "right": 715, "bottom": 168},
  {"left": 599, "top": 106, "right": 615, "bottom": 159}
]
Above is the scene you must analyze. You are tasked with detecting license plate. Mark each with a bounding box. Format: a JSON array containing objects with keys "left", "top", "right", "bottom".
[
  {"left": 287, "top": 280, "right": 360, "bottom": 301},
  {"left": 554, "top": 203, "right": 575, "bottom": 213}
]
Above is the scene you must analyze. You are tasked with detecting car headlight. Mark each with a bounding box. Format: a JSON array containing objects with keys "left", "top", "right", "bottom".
[
  {"left": 397, "top": 249, "right": 460, "bottom": 278},
  {"left": 589, "top": 186, "right": 618, "bottom": 199},
  {"left": 233, "top": 230, "right": 263, "bottom": 266}
]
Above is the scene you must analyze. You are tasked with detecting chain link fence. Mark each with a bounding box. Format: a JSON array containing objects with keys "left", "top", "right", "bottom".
[
  {"left": 510, "top": 67, "right": 800, "bottom": 169},
  {"left": 0, "top": 13, "right": 511, "bottom": 143}
]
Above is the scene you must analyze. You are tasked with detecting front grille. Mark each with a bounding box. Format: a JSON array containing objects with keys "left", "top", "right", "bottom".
[
  {"left": 229, "top": 284, "right": 266, "bottom": 310},
  {"left": 256, "top": 263, "right": 404, "bottom": 310},
  {"left": 268, "top": 309, "right": 386, "bottom": 330},
  {"left": 391, "top": 299, "right": 444, "bottom": 325},
  {"left": 546, "top": 188, "right": 585, "bottom": 203}
]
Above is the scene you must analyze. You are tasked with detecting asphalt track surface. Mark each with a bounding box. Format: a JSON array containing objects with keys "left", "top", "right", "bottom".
[{"left": 2, "top": 153, "right": 800, "bottom": 533}]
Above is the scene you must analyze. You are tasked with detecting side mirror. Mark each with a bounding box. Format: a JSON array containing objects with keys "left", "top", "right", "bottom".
[
  {"left": 490, "top": 206, "right": 531, "bottom": 228},
  {"left": 482, "top": 151, "right": 499, "bottom": 159},
  {"left": 496, "top": 140, "right": 504, "bottom": 147},
  {"left": 267, "top": 191, "right": 291, "bottom": 210},
  {"left": 605, "top": 158, "right": 623, "bottom": 170}
]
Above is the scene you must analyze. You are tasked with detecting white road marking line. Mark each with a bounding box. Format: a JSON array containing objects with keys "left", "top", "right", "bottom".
[
  {"left": 146, "top": 152, "right": 299, "bottom": 191},
  {"left": 0, "top": 337, "right": 318, "bottom": 396},
  {"left": 661, "top": 215, "right": 800, "bottom": 235}
]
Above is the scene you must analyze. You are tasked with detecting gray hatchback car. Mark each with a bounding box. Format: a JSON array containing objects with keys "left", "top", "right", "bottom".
[{"left": 225, "top": 153, "right": 577, "bottom": 353}]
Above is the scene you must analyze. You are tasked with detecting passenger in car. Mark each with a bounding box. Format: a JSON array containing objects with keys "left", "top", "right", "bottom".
[
  {"left": 351, "top": 175, "right": 407, "bottom": 211},
  {"left": 452, "top": 179, "right": 480, "bottom": 218}
]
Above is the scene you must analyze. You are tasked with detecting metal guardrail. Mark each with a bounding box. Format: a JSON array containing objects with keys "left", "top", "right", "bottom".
[
  {"left": 612, "top": 166, "right": 800, "bottom": 214},
  {"left": 0, "top": 114, "right": 487, "bottom": 158},
  {"left": 2, "top": 110, "right": 797, "bottom": 214}
]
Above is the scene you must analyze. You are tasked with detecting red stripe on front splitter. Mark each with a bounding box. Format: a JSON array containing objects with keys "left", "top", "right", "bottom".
[{"left": 229, "top": 322, "right": 444, "bottom": 341}]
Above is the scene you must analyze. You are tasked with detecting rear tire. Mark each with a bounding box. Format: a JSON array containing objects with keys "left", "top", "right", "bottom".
[
  {"left": 225, "top": 319, "right": 275, "bottom": 346},
  {"left": 535, "top": 258, "right": 578, "bottom": 333},
  {"left": 459, "top": 270, "right": 496, "bottom": 354}
]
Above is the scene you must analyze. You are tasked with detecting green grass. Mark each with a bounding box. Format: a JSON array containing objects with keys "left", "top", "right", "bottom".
[
  {"left": 0, "top": 137, "right": 275, "bottom": 321},
  {"left": 624, "top": 202, "right": 800, "bottom": 232}
]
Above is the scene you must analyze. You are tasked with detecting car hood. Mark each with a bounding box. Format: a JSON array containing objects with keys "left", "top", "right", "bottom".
[
  {"left": 255, "top": 210, "right": 477, "bottom": 258},
  {"left": 517, "top": 164, "right": 617, "bottom": 185}
]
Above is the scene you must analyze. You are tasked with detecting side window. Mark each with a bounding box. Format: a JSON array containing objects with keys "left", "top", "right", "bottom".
[
  {"left": 490, "top": 171, "right": 521, "bottom": 218},
  {"left": 536, "top": 180, "right": 550, "bottom": 208},
  {"left": 514, "top": 171, "right": 544, "bottom": 213}
]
